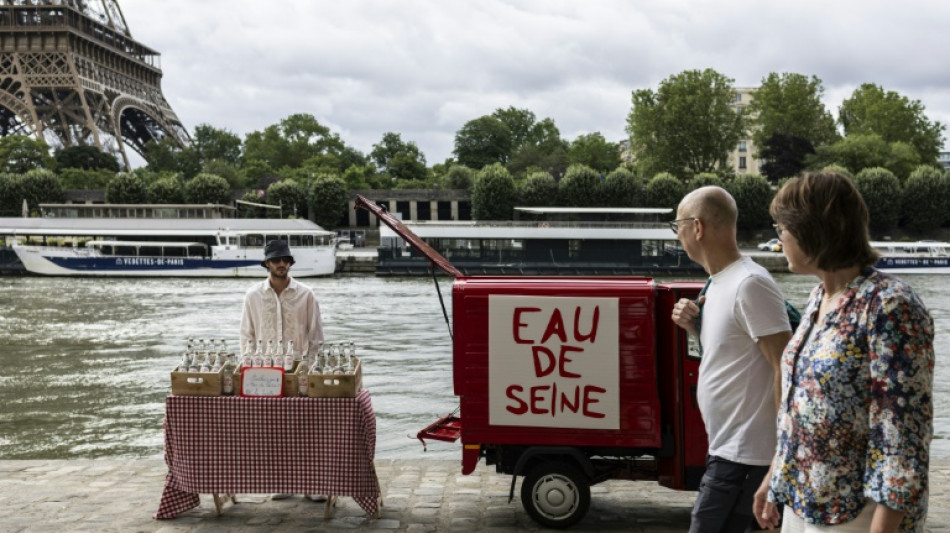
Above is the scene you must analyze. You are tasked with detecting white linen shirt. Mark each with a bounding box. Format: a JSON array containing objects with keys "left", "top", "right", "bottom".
[{"left": 240, "top": 277, "right": 324, "bottom": 355}]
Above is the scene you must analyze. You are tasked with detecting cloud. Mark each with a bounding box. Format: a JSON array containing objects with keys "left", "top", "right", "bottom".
[{"left": 122, "top": 0, "right": 950, "bottom": 163}]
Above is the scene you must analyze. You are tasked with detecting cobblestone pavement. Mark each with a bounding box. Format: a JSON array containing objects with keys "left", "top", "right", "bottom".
[{"left": 1, "top": 459, "right": 948, "bottom": 532}]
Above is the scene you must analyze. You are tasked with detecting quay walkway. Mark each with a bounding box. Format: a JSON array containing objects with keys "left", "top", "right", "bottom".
[{"left": 2, "top": 458, "right": 948, "bottom": 532}]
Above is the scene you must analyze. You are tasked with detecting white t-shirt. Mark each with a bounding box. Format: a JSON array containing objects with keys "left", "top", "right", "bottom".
[
  {"left": 240, "top": 277, "right": 324, "bottom": 354},
  {"left": 697, "top": 257, "right": 790, "bottom": 465}
]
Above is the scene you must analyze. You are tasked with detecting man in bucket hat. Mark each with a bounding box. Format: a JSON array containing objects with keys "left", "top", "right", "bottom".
[{"left": 240, "top": 239, "right": 327, "bottom": 503}]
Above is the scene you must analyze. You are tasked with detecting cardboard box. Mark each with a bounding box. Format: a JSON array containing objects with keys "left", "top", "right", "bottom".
[
  {"left": 171, "top": 365, "right": 226, "bottom": 396},
  {"left": 308, "top": 358, "right": 362, "bottom": 398}
]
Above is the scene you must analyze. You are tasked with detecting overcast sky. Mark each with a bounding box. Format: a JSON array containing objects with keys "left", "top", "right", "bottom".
[{"left": 122, "top": 0, "right": 950, "bottom": 164}]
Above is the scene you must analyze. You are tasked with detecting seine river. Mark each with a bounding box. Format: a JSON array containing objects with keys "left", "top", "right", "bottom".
[{"left": 0, "top": 272, "right": 947, "bottom": 461}]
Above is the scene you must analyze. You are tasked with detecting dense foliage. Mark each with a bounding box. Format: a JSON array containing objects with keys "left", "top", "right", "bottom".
[
  {"left": 105, "top": 172, "right": 148, "bottom": 203},
  {"left": 471, "top": 163, "right": 516, "bottom": 220},
  {"left": 854, "top": 168, "right": 901, "bottom": 233}
]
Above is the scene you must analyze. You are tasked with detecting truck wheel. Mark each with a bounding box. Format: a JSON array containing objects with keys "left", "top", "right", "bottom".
[{"left": 520, "top": 461, "right": 591, "bottom": 529}]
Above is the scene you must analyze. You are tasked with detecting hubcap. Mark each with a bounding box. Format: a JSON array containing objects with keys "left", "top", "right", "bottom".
[{"left": 532, "top": 473, "right": 579, "bottom": 520}]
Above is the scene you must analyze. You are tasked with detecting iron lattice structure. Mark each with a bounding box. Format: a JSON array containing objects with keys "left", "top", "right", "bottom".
[{"left": 0, "top": 0, "right": 187, "bottom": 168}]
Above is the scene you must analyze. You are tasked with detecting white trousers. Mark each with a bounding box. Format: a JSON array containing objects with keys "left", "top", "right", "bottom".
[{"left": 781, "top": 501, "right": 875, "bottom": 532}]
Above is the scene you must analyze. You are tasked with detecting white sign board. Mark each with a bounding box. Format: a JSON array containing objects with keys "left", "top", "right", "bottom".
[
  {"left": 240, "top": 367, "right": 284, "bottom": 397},
  {"left": 488, "top": 295, "right": 619, "bottom": 429}
]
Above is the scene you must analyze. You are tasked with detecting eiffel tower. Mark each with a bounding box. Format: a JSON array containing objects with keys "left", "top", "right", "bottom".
[{"left": 0, "top": 0, "right": 187, "bottom": 168}]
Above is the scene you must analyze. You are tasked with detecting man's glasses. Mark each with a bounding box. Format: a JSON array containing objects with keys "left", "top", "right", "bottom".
[
  {"left": 268, "top": 256, "right": 293, "bottom": 264},
  {"left": 669, "top": 217, "right": 696, "bottom": 234}
]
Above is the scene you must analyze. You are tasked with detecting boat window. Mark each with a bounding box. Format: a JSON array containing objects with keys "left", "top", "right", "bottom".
[
  {"left": 116, "top": 246, "right": 136, "bottom": 256},
  {"left": 244, "top": 234, "right": 264, "bottom": 247},
  {"left": 140, "top": 246, "right": 161, "bottom": 257},
  {"left": 290, "top": 235, "right": 303, "bottom": 247}
]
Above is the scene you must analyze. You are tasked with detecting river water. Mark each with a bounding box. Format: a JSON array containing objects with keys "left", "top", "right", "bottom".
[{"left": 0, "top": 273, "right": 947, "bottom": 460}]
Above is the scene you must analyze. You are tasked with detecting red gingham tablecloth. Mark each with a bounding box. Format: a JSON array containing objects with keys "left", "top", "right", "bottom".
[{"left": 154, "top": 388, "right": 377, "bottom": 519}]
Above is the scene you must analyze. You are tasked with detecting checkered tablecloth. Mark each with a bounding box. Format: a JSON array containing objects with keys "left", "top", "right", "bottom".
[{"left": 154, "top": 388, "right": 378, "bottom": 519}]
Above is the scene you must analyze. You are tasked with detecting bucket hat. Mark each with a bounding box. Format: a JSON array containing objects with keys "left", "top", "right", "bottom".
[{"left": 261, "top": 239, "right": 295, "bottom": 268}]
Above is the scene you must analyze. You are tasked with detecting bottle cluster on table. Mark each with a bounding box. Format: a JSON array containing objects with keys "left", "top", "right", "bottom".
[{"left": 173, "top": 337, "right": 362, "bottom": 397}]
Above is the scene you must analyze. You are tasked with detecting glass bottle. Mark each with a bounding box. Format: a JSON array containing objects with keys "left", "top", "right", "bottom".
[
  {"left": 222, "top": 357, "right": 234, "bottom": 395},
  {"left": 180, "top": 350, "right": 192, "bottom": 372},
  {"left": 297, "top": 361, "right": 309, "bottom": 396},
  {"left": 253, "top": 339, "right": 264, "bottom": 367}
]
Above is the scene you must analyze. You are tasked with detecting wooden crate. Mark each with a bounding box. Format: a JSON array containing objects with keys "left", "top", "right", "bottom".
[
  {"left": 308, "top": 359, "right": 362, "bottom": 398},
  {"left": 232, "top": 361, "right": 303, "bottom": 397},
  {"left": 171, "top": 365, "right": 226, "bottom": 396}
]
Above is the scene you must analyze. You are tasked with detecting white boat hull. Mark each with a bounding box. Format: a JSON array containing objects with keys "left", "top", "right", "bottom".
[{"left": 14, "top": 245, "right": 337, "bottom": 277}]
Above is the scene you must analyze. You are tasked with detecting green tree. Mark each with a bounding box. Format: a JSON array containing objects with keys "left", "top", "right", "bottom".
[
  {"left": 144, "top": 137, "right": 200, "bottom": 178},
  {"left": 442, "top": 165, "right": 475, "bottom": 190},
  {"left": 147, "top": 176, "right": 185, "bottom": 204},
  {"left": 645, "top": 172, "right": 686, "bottom": 210},
  {"left": 808, "top": 133, "right": 921, "bottom": 181},
  {"left": 0, "top": 135, "right": 54, "bottom": 173},
  {"left": 202, "top": 159, "right": 244, "bottom": 188},
  {"left": 518, "top": 171, "right": 559, "bottom": 207},
  {"left": 854, "top": 167, "right": 901, "bottom": 233},
  {"left": 602, "top": 168, "right": 644, "bottom": 207},
  {"left": 54, "top": 145, "right": 120, "bottom": 172},
  {"left": 839, "top": 83, "right": 945, "bottom": 164},
  {"left": 492, "top": 107, "right": 537, "bottom": 153},
  {"left": 0, "top": 172, "right": 21, "bottom": 215},
  {"left": 56, "top": 168, "right": 115, "bottom": 189},
  {"left": 308, "top": 174, "right": 347, "bottom": 229},
  {"left": 726, "top": 174, "right": 773, "bottom": 231},
  {"left": 760, "top": 133, "right": 816, "bottom": 183},
  {"left": 567, "top": 132, "right": 621, "bottom": 173},
  {"left": 627, "top": 68, "right": 744, "bottom": 178},
  {"left": 748, "top": 73, "right": 838, "bottom": 151},
  {"left": 15, "top": 169, "right": 64, "bottom": 214},
  {"left": 901, "top": 165, "right": 944, "bottom": 231},
  {"left": 185, "top": 173, "right": 231, "bottom": 205},
  {"left": 341, "top": 164, "right": 376, "bottom": 189},
  {"left": 471, "top": 163, "right": 516, "bottom": 220},
  {"left": 191, "top": 124, "right": 242, "bottom": 164},
  {"left": 453, "top": 116, "right": 512, "bottom": 169},
  {"left": 244, "top": 113, "right": 346, "bottom": 171},
  {"left": 105, "top": 172, "right": 148, "bottom": 203},
  {"left": 688, "top": 172, "right": 725, "bottom": 191},
  {"left": 558, "top": 164, "right": 603, "bottom": 207},
  {"left": 267, "top": 179, "right": 307, "bottom": 218},
  {"left": 507, "top": 117, "right": 569, "bottom": 179},
  {"left": 369, "top": 132, "right": 427, "bottom": 182}
]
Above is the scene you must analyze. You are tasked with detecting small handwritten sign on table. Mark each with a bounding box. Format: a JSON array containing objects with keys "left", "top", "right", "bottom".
[{"left": 240, "top": 367, "right": 285, "bottom": 397}]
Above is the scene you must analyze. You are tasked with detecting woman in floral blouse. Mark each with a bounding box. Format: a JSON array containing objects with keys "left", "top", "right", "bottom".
[{"left": 753, "top": 171, "right": 934, "bottom": 532}]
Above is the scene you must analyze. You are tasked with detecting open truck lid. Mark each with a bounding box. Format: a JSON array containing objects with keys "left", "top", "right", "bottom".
[
  {"left": 354, "top": 194, "right": 464, "bottom": 278},
  {"left": 355, "top": 195, "right": 463, "bottom": 448}
]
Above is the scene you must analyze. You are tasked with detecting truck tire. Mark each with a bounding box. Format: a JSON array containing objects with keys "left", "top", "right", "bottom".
[{"left": 520, "top": 461, "right": 591, "bottom": 529}]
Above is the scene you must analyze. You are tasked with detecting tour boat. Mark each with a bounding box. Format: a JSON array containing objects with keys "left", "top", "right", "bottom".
[
  {"left": 1, "top": 204, "right": 337, "bottom": 277},
  {"left": 375, "top": 206, "right": 701, "bottom": 276},
  {"left": 872, "top": 241, "right": 950, "bottom": 274}
]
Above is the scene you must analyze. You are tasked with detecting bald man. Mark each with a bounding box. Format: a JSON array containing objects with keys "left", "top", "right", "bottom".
[{"left": 670, "top": 186, "right": 792, "bottom": 533}]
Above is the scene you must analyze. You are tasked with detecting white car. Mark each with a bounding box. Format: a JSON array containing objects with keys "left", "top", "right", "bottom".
[{"left": 757, "top": 238, "right": 783, "bottom": 252}]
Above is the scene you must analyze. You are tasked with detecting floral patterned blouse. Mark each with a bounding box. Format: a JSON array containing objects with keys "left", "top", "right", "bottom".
[{"left": 768, "top": 268, "right": 934, "bottom": 532}]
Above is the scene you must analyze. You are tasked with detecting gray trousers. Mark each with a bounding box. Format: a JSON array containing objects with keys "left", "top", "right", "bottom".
[{"left": 689, "top": 455, "right": 772, "bottom": 533}]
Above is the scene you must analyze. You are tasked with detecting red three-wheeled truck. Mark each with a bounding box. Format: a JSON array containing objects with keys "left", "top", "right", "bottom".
[{"left": 357, "top": 196, "right": 709, "bottom": 529}]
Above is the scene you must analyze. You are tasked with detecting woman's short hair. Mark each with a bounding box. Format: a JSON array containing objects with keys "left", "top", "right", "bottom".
[{"left": 769, "top": 171, "right": 879, "bottom": 270}]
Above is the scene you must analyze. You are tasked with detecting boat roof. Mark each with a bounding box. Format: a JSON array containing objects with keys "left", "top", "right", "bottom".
[
  {"left": 0, "top": 217, "right": 333, "bottom": 237},
  {"left": 515, "top": 207, "right": 673, "bottom": 215},
  {"left": 871, "top": 240, "right": 950, "bottom": 248},
  {"left": 380, "top": 220, "right": 675, "bottom": 240}
]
